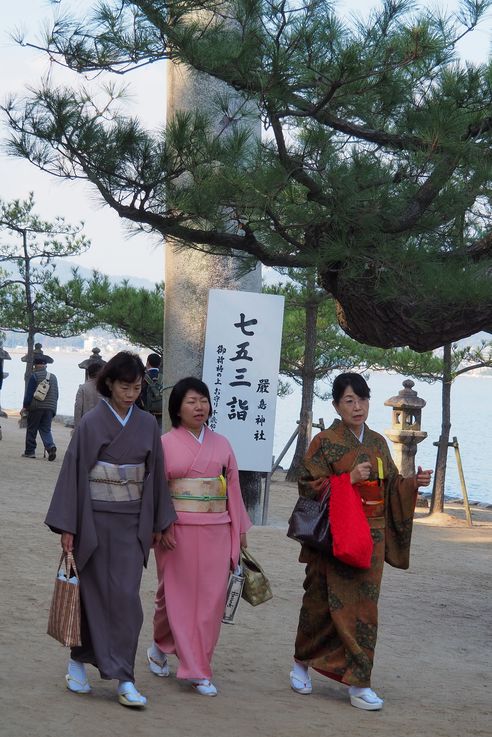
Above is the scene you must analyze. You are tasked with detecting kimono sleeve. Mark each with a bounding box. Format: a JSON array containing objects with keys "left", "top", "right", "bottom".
[
  {"left": 299, "top": 434, "right": 335, "bottom": 500},
  {"left": 45, "top": 433, "right": 80, "bottom": 535},
  {"left": 224, "top": 439, "right": 252, "bottom": 534},
  {"left": 382, "top": 442, "right": 418, "bottom": 569},
  {"left": 149, "top": 423, "right": 177, "bottom": 532}
]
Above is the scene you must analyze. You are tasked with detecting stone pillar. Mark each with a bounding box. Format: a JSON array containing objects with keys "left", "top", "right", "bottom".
[{"left": 164, "top": 59, "right": 263, "bottom": 521}]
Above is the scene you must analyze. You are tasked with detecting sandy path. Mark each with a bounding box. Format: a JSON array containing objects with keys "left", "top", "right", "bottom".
[{"left": 1, "top": 414, "right": 490, "bottom": 737}]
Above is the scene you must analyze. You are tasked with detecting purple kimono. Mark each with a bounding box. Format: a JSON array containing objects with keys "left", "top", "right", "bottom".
[{"left": 45, "top": 400, "right": 176, "bottom": 681}]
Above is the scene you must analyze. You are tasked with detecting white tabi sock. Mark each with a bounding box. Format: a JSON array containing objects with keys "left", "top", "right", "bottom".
[
  {"left": 292, "top": 661, "right": 309, "bottom": 681},
  {"left": 68, "top": 658, "right": 88, "bottom": 683}
]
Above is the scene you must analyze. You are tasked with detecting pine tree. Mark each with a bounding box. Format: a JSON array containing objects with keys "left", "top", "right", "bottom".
[
  {"left": 0, "top": 194, "right": 91, "bottom": 387},
  {"left": 52, "top": 272, "right": 164, "bottom": 354},
  {"left": 3, "top": 0, "right": 492, "bottom": 349}
]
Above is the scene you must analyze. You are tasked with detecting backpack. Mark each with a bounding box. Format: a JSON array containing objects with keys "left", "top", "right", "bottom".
[
  {"left": 143, "top": 371, "right": 163, "bottom": 414},
  {"left": 33, "top": 372, "right": 51, "bottom": 401}
]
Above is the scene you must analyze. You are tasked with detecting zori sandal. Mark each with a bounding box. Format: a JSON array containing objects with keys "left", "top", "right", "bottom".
[
  {"left": 65, "top": 674, "right": 91, "bottom": 694},
  {"left": 289, "top": 670, "right": 312, "bottom": 695},
  {"left": 348, "top": 686, "right": 383, "bottom": 711},
  {"left": 117, "top": 681, "right": 147, "bottom": 708},
  {"left": 146, "top": 646, "right": 170, "bottom": 677},
  {"left": 190, "top": 679, "right": 217, "bottom": 696}
]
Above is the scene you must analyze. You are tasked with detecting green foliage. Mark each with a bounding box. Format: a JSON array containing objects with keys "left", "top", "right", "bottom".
[
  {"left": 3, "top": 0, "right": 492, "bottom": 349},
  {"left": 51, "top": 272, "right": 164, "bottom": 353},
  {"left": 0, "top": 194, "right": 92, "bottom": 338},
  {"left": 0, "top": 191, "right": 163, "bottom": 351}
]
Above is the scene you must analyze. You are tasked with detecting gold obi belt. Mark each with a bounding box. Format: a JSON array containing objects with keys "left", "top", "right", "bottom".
[
  {"left": 169, "top": 476, "right": 227, "bottom": 513},
  {"left": 89, "top": 462, "right": 145, "bottom": 502}
]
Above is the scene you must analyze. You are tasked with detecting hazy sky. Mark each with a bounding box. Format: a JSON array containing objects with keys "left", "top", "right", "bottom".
[{"left": 1, "top": 0, "right": 491, "bottom": 282}]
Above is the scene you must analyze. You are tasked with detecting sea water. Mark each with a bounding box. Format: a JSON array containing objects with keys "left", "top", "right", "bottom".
[{"left": 2, "top": 349, "right": 490, "bottom": 504}]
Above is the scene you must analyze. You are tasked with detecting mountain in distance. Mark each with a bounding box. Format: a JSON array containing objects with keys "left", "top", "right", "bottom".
[
  {"left": 48, "top": 259, "right": 158, "bottom": 290},
  {"left": 2, "top": 257, "right": 157, "bottom": 290}
]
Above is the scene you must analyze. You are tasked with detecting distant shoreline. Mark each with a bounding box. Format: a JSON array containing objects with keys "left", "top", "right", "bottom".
[{"left": 4, "top": 406, "right": 489, "bottom": 510}]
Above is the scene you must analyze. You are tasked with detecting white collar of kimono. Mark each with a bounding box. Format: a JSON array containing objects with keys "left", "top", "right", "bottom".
[
  {"left": 351, "top": 425, "right": 365, "bottom": 443},
  {"left": 102, "top": 398, "right": 134, "bottom": 426},
  {"left": 186, "top": 425, "right": 205, "bottom": 444}
]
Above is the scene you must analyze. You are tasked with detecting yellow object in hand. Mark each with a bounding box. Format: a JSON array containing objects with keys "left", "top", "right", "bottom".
[{"left": 377, "top": 457, "right": 384, "bottom": 480}]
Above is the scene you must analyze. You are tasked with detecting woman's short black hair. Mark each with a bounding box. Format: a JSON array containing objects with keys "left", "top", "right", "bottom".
[
  {"left": 96, "top": 351, "right": 145, "bottom": 397},
  {"left": 332, "top": 372, "right": 371, "bottom": 403},
  {"left": 168, "top": 376, "right": 212, "bottom": 428}
]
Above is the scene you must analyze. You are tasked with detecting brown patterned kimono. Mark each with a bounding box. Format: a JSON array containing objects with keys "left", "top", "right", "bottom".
[{"left": 293, "top": 419, "right": 417, "bottom": 687}]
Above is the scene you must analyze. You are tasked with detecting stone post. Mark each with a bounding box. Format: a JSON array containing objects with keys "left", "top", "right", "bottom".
[{"left": 164, "top": 59, "right": 263, "bottom": 521}]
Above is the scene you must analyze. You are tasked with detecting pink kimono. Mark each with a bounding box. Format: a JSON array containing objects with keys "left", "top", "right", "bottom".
[{"left": 153, "top": 425, "right": 251, "bottom": 680}]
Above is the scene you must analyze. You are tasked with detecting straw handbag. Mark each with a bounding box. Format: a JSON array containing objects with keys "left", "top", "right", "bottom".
[
  {"left": 47, "top": 551, "right": 82, "bottom": 647},
  {"left": 240, "top": 547, "right": 273, "bottom": 607}
]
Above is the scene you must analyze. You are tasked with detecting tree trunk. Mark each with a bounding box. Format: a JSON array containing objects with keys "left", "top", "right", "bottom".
[
  {"left": 23, "top": 231, "right": 35, "bottom": 393},
  {"left": 429, "top": 343, "right": 452, "bottom": 515},
  {"left": 285, "top": 297, "right": 318, "bottom": 481}
]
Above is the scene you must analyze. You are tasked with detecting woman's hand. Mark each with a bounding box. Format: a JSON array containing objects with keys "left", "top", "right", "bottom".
[
  {"left": 415, "top": 466, "right": 433, "bottom": 489},
  {"left": 61, "top": 532, "right": 74, "bottom": 553},
  {"left": 350, "top": 462, "right": 372, "bottom": 484},
  {"left": 159, "top": 523, "right": 176, "bottom": 550},
  {"left": 240, "top": 533, "right": 248, "bottom": 549}
]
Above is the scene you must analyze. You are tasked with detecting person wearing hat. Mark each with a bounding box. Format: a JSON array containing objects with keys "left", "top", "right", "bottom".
[{"left": 21, "top": 355, "right": 59, "bottom": 460}]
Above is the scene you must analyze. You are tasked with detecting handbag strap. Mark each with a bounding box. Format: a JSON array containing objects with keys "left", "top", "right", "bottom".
[
  {"left": 58, "top": 550, "right": 79, "bottom": 579},
  {"left": 240, "top": 546, "right": 263, "bottom": 573}
]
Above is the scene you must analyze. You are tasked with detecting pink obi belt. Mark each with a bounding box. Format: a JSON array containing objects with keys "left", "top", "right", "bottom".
[{"left": 169, "top": 476, "right": 227, "bottom": 513}]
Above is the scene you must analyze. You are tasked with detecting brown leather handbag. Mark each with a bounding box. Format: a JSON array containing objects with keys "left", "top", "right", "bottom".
[{"left": 287, "top": 489, "right": 332, "bottom": 553}]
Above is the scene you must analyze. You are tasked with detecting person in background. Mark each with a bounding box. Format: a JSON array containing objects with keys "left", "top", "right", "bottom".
[
  {"left": 139, "top": 353, "right": 163, "bottom": 430},
  {"left": 45, "top": 351, "right": 177, "bottom": 708},
  {"left": 73, "top": 362, "right": 101, "bottom": 430},
  {"left": 290, "top": 372, "right": 432, "bottom": 711},
  {"left": 147, "top": 376, "right": 251, "bottom": 696},
  {"left": 21, "top": 355, "right": 58, "bottom": 460}
]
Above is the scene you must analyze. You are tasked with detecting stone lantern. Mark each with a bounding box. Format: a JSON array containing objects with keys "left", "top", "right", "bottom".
[
  {"left": 78, "top": 347, "right": 105, "bottom": 380},
  {"left": 21, "top": 342, "right": 54, "bottom": 365},
  {"left": 384, "top": 379, "right": 427, "bottom": 478},
  {"left": 0, "top": 341, "right": 11, "bottom": 424}
]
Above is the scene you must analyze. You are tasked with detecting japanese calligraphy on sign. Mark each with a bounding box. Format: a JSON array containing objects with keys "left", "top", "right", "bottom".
[{"left": 202, "top": 289, "right": 285, "bottom": 472}]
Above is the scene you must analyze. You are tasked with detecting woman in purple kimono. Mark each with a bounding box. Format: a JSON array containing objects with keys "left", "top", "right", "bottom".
[{"left": 45, "top": 352, "right": 176, "bottom": 708}]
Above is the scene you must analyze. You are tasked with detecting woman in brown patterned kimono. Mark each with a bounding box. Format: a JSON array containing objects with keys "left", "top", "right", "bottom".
[{"left": 290, "top": 373, "right": 432, "bottom": 710}]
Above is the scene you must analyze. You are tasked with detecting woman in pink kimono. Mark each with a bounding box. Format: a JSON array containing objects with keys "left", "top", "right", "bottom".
[{"left": 147, "top": 377, "right": 251, "bottom": 696}]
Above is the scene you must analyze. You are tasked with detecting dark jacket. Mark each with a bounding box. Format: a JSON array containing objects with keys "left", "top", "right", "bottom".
[{"left": 23, "top": 368, "right": 59, "bottom": 415}]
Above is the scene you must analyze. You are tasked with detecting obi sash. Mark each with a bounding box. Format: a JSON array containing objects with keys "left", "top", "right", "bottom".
[
  {"left": 353, "top": 480, "right": 385, "bottom": 519},
  {"left": 89, "top": 461, "right": 145, "bottom": 502},
  {"left": 169, "top": 476, "right": 227, "bottom": 513}
]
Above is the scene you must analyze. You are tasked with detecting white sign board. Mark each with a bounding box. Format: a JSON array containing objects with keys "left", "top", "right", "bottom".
[{"left": 202, "top": 289, "right": 285, "bottom": 472}]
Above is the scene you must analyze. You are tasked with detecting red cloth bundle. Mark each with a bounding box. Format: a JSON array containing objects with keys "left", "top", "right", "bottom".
[{"left": 329, "top": 473, "right": 373, "bottom": 569}]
